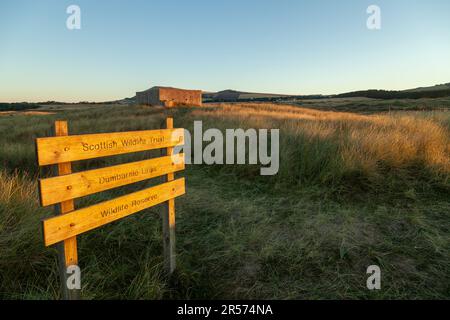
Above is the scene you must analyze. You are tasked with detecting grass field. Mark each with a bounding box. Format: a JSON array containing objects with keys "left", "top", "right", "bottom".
[
  {"left": 0, "top": 100, "right": 449, "bottom": 299},
  {"left": 287, "top": 96, "right": 450, "bottom": 113}
]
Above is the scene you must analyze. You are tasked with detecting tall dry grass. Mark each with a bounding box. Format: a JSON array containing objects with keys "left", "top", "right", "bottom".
[
  {"left": 0, "top": 103, "right": 449, "bottom": 299},
  {"left": 196, "top": 103, "right": 450, "bottom": 179}
]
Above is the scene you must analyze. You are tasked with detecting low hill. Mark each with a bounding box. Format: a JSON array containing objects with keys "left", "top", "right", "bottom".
[
  {"left": 202, "top": 82, "right": 450, "bottom": 102},
  {"left": 203, "top": 89, "right": 291, "bottom": 102},
  {"left": 336, "top": 88, "right": 450, "bottom": 99},
  {"left": 403, "top": 82, "right": 450, "bottom": 92}
]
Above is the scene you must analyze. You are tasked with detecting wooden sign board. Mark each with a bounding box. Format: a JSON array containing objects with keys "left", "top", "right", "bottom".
[
  {"left": 35, "top": 118, "right": 185, "bottom": 300},
  {"left": 39, "top": 154, "right": 185, "bottom": 206},
  {"left": 42, "top": 178, "right": 185, "bottom": 246},
  {"left": 36, "top": 128, "right": 184, "bottom": 166}
]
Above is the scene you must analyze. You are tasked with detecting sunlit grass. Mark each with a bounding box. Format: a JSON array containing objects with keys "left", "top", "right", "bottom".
[{"left": 0, "top": 102, "right": 449, "bottom": 299}]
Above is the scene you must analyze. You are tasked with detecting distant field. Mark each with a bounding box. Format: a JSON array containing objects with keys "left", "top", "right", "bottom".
[
  {"left": 0, "top": 101, "right": 449, "bottom": 299},
  {"left": 285, "top": 96, "right": 450, "bottom": 113},
  {"left": 238, "top": 93, "right": 289, "bottom": 99},
  {"left": 0, "top": 111, "right": 55, "bottom": 117}
]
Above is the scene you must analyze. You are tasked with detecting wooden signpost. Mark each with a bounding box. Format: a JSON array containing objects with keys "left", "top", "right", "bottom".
[{"left": 35, "top": 118, "right": 185, "bottom": 300}]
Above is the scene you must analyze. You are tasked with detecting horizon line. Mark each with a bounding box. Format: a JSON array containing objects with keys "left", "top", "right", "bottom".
[{"left": 2, "top": 81, "right": 450, "bottom": 104}]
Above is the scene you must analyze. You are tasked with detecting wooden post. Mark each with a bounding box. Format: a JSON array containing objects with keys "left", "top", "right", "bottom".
[
  {"left": 53, "top": 121, "right": 80, "bottom": 300},
  {"left": 162, "top": 117, "right": 176, "bottom": 274}
]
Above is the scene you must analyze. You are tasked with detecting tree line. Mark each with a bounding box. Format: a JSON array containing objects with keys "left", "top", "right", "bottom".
[
  {"left": 0, "top": 103, "right": 41, "bottom": 111},
  {"left": 336, "top": 89, "right": 450, "bottom": 99}
]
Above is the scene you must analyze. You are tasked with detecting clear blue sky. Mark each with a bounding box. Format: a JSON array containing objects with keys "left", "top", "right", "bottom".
[{"left": 1, "top": 0, "right": 449, "bottom": 102}]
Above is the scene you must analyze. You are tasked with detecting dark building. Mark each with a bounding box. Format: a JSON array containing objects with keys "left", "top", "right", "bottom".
[{"left": 136, "top": 86, "right": 202, "bottom": 107}]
